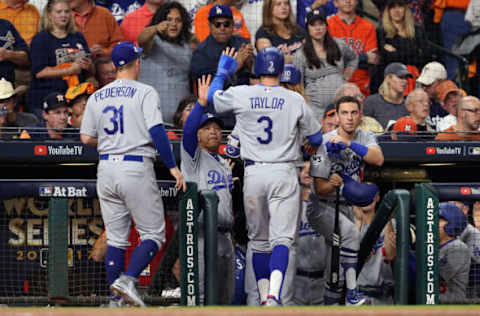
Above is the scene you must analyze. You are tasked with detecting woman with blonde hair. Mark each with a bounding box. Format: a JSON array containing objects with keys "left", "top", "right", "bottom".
[
  {"left": 255, "top": 0, "right": 305, "bottom": 63},
  {"left": 28, "top": 0, "right": 94, "bottom": 119},
  {"left": 364, "top": 62, "right": 412, "bottom": 129},
  {"left": 371, "top": 0, "right": 429, "bottom": 94}
]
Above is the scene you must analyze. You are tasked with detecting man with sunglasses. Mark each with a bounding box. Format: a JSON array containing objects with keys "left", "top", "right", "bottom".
[
  {"left": 436, "top": 96, "right": 480, "bottom": 141},
  {"left": 190, "top": 4, "right": 253, "bottom": 89}
]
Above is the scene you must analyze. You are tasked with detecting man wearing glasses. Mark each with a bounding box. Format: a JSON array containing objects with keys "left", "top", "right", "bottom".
[
  {"left": 436, "top": 96, "right": 480, "bottom": 141},
  {"left": 190, "top": 5, "right": 253, "bottom": 87}
]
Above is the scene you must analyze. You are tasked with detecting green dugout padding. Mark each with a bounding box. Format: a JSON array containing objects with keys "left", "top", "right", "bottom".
[
  {"left": 415, "top": 183, "right": 439, "bottom": 304},
  {"left": 48, "top": 198, "right": 69, "bottom": 301}
]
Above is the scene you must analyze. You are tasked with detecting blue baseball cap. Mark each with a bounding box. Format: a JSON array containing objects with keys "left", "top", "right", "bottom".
[
  {"left": 208, "top": 5, "right": 233, "bottom": 21},
  {"left": 199, "top": 113, "right": 224, "bottom": 129},
  {"left": 111, "top": 41, "right": 143, "bottom": 68},
  {"left": 280, "top": 64, "right": 301, "bottom": 84},
  {"left": 43, "top": 91, "right": 68, "bottom": 112}
]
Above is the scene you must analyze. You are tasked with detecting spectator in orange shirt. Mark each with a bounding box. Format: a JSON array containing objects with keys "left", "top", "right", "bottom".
[
  {"left": 327, "top": 0, "right": 380, "bottom": 97},
  {"left": 436, "top": 96, "right": 480, "bottom": 141},
  {"left": 194, "top": 0, "right": 250, "bottom": 43},
  {"left": 0, "top": 0, "right": 40, "bottom": 44},
  {"left": 70, "top": 0, "right": 124, "bottom": 58},
  {"left": 120, "top": 0, "right": 164, "bottom": 43}
]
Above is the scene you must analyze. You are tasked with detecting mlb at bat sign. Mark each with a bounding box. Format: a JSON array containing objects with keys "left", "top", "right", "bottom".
[{"left": 39, "top": 185, "right": 88, "bottom": 198}]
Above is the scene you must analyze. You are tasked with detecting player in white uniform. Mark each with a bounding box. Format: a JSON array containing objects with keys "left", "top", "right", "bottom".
[
  {"left": 180, "top": 75, "right": 235, "bottom": 304},
  {"left": 207, "top": 46, "right": 323, "bottom": 305},
  {"left": 292, "top": 161, "right": 328, "bottom": 305},
  {"left": 438, "top": 203, "right": 470, "bottom": 302},
  {"left": 309, "top": 95, "right": 384, "bottom": 305},
  {"left": 80, "top": 41, "right": 185, "bottom": 307}
]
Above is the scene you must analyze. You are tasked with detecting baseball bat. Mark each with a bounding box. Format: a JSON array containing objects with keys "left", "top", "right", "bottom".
[{"left": 329, "top": 186, "right": 341, "bottom": 290}]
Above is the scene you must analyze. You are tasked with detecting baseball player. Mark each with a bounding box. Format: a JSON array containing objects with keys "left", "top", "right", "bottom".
[
  {"left": 458, "top": 202, "right": 480, "bottom": 298},
  {"left": 181, "top": 75, "right": 235, "bottom": 305},
  {"left": 292, "top": 160, "right": 328, "bottom": 305},
  {"left": 355, "top": 193, "right": 395, "bottom": 305},
  {"left": 438, "top": 203, "right": 471, "bottom": 301},
  {"left": 80, "top": 41, "right": 185, "bottom": 307},
  {"left": 207, "top": 46, "right": 323, "bottom": 305},
  {"left": 309, "top": 95, "right": 384, "bottom": 305}
]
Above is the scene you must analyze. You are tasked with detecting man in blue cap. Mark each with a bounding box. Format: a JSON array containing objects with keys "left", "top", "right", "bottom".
[
  {"left": 181, "top": 74, "right": 235, "bottom": 304},
  {"left": 190, "top": 4, "right": 253, "bottom": 93}
]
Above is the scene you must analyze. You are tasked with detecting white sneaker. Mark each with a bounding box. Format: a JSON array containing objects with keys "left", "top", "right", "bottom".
[
  {"left": 161, "top": 287, "right": 181, "bottom": 299},
  {"left": 264, "top": 295, "right": 282, "bottom": 307},
  {"left": 345, "top": 289, "right": 368, "bottom": 306},
  {"left": 110, "top": 275, "right": 146, "bottom": 307}
]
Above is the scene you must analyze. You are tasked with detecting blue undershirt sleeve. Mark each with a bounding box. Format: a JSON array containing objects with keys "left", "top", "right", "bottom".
[
  {"left": 149, "top": 124, "right": 176, "bottom": 169},
  {"left": 182, "top": 102, "right": 205, "bottom": 158}
]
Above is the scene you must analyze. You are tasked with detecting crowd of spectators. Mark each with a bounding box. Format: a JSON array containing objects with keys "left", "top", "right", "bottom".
[{"left": 0, "top": 0, "right": 478, "bottom": 140}]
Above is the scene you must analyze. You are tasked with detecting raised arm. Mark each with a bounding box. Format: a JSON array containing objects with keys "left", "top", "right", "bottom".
[
  {"left": 207, "top": 47, "right": 238, "bottom": 104},
  {"left": 182, "top": 75, "right": 211, "bottom": 158}
]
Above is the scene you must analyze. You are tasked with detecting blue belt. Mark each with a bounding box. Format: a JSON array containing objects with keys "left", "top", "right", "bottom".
[
  {"left": 99, "top": 154, "right": 143, "bottom": 162},
  {"left": 217, "top": 227, "right": 232, "bottom": 233},
  {"left": 245, "top": 159, "right": 255, "bottom": 167}
]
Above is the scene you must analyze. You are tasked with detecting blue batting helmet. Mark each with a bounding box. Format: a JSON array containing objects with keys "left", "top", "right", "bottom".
[
  {"left": 255, "top": 47, "right": 284, "bottom": 76},
  {"left": 280, "top": 64, "right": 301, "bottom": 84},
  {"left": 439, "top": 202, "right": 467, "bottom": 237},
  {"left": 340, "top": 173, "right": 379, "bottom": 207}
]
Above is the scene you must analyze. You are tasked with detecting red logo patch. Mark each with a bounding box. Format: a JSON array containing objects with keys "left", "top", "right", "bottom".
[
  {"left": 460, "top": 187, "right": 472, "bottom": 195},
  {"left": 426, "top": 147, "right": 436, "bottom": 155},
  {"left": 34, "top": 145, "right": 47, "bottom": 156},
  {"left": 219, "top": 144, "right": 226, "bottom": 155}
]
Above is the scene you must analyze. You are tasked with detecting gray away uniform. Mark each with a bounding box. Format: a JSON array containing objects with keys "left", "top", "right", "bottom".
[
  {"left": 460, "top": 224, "right": 480, "bottom": 298},
  {"left": 292, "top": 200, "right": 327, "bottom": 305},
  {"left": 80, "top": 78, "right": 166, "bottom": 249},
  {"left": 357, "top": 224, "right": 394, "bottom": 305},
  {"left": 439, "top": 238, "right": 471, "bottom": 302},
  {"left": 308, "top": 128, "right": 379, "bottom": 302},
  {"left": 181, "top": 144, "right": 235, "bottom": 304}
]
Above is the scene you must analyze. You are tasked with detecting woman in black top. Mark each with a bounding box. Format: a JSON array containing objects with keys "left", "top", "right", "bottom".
[
  {"left": 371, "top": 0, "right": 429, "bottom": 93},
  {"left": 255, "top": 0, "right": 305, "bottom": 63}
]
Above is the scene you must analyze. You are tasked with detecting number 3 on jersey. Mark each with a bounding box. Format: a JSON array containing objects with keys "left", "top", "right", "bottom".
[
  {"left": 257, "top": 116, "right": 272, "bottom": 144},
  {"left": 103, "top": 105, "right": 124, "bottom": 135}
]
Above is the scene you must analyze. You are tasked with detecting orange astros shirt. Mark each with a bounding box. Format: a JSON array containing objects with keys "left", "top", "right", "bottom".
[{"left": 327, "top": 15, "right": 378, "bottom": 96}]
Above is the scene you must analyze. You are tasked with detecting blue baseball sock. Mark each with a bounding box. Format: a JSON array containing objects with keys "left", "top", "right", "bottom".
[
  {"left": 125, "top": 239, "right": 158, "bottom": 278},
  {"left": 268, "top": 245, "right": 289, "bottom": 301},
  {"left": 105, "top": 245, "right": 125, "bottom": 287},
  {"left": 252, "top": 252, "right": 271, "bottom": 302}
]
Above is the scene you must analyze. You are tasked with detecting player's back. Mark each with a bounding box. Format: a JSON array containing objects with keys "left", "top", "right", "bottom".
[
  {"left": 83, "top": 79, "right": 162, "bottom": 158},
  {"left": 230, "top": 84, "right": 317, "bottom": 162}
]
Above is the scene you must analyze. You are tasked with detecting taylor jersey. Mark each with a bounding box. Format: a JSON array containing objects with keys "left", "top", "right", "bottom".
[
  {"left": 180, "top": 145, "right": 234, "bottom": 228},
  {"left": 213, "top": 84, "right": 320, "bottom": 162},
  {"left": 81, "top": 79, "right": 163, "bottom": 158}
]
